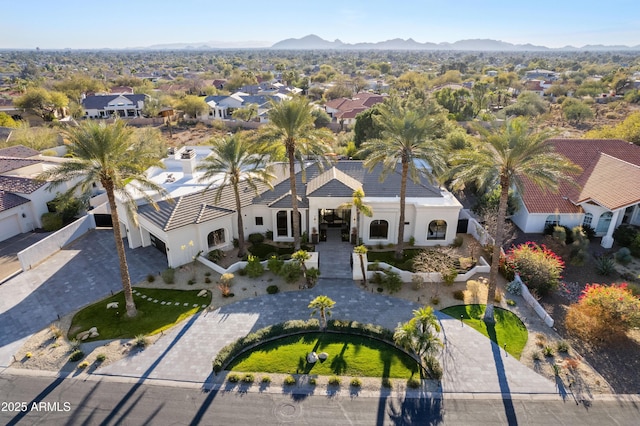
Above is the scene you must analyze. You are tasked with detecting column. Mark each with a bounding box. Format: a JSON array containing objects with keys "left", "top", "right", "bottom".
[{"left": 601, "top": 209, "right": 621, "bottom": 249}]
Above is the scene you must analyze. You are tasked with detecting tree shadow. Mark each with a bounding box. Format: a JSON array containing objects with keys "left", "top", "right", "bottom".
[
  {"left": 485, "top": 321, "right": 518, "bottom": 426},
  {"left": 329, "top": 343, "right": 349, "bottom": 374},
  {"left": 387, "top": 392, "right": 444, "bottom": 425}
]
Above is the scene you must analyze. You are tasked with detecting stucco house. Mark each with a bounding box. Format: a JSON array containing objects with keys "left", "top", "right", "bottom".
[
  {"left": 0, "top": 145, "right": 72, "bottom": 242},
  {"left": 510, "top": 138, "right": 640, "bottom": 248},
  {"left": 121, "top": 147, "right": 462, "bottom": 267},
  {"left": 324, "top": 93, "right": 386, "bottom": 125},
  {"left": 82, "top": 94, "right": 147, "bottom": 119},
  {"left": 204, "top": 92, "right": 288, "bottom": 122}
]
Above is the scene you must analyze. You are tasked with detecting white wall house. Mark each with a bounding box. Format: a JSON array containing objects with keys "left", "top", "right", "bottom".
[
  {"left": 120, "top": 149, "right": 463, "bottom": 268},
  {"left": 510, "top": 139, "right": 640, "bottom": 248},
  {"left": 204, "top": 93, "right": 288, "bottom": 122},
  {"left": 82, "top": 94, "right": 147, "bottom": 119}
]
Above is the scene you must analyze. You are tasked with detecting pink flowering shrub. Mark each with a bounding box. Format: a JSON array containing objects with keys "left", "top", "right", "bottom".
[
  {"left": 566, "top": 283, "right": 640, "bottom": 343},
  {"left": 504, "top": 242, "right": 565, "bottom": 296}
]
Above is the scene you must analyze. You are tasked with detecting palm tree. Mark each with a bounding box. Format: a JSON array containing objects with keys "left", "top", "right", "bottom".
[
  {"left": 449, "top": 118, "right": 581, "bottom": 322},
  {"left": 354, "top": 244, "right": 369, "bottom": 286},
  {"left": 339, "top": 188, "right": 373, "bottom": 244},
  {"left": 196, "top": 133, "right": 275, "bottom": 257},
  {"left": 308, "top": 295, "right": 336, "bottom": 331},
  {"left": 394, "top": 306, "right": 442, "bottom": 375},
  {"left": 358, "top": 97, "right": 447, "bottom": 259},
  {"left": 265, "top": 96, "right": 334, "bottom": 250},
  {"left": 38, "top": 120, "right": 168, "bottom": 317}
]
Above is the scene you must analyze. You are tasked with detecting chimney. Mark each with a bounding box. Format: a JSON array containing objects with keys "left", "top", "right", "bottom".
[{"left": 181, "top": 148, "right": 197, "bottom": 177}]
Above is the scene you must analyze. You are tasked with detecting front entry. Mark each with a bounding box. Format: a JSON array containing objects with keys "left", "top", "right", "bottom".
[{"left": 319, "top": 208, "right": 351, "bottom": 242}]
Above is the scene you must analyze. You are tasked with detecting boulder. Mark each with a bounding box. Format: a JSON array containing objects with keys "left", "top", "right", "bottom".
[
  {"left": 318, "top": 352, "right": 328, "bottom": 360},
  {"left": 88, "top": 327, "right": 97, "bottom": 334},
  {"left": 77, "top": 331, "right": 90, "bottom": 340},
  {"left": 89, "top": 331, "right": 99, "bottom": 338},
  {"left": 197, "top": 289, "right": 208, "bottom": 297},
  {"left": 307, "top": 352, "right": 318, "bottom": 363},
  {"left": 107, "top": 302, "right": 119, "bottom": 309}
]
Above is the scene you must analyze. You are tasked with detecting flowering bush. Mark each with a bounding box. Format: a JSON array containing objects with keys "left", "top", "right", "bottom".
[
  {"left": 504, "top": 242, "right": 564, "bottom": 296},
  {"left": 566, "top": 283, "right": 640, "bottom": 343}
]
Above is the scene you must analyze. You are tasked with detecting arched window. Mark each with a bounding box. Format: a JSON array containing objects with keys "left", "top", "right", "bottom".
[
  {"left": 369, "top": 220, "right": 388, "bottom": 239},
  {"left": 207, "top": 228, "right": 225, "bottom": 247},
  {"left": 596, "top": 212, "right": 613, "bottom": 234},
  {"left": 545, "top": 215, "right": 560, "bottom": 227},
  {"left": 427, "top": 220, "right": 447, "bottom": 240},
  {"left": 582, "top": 212, "right": 593, "bottom": 228}
]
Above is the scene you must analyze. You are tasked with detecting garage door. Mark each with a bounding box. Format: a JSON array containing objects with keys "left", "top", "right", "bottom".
[{"left": 0, "top": 215, "right": 21, "bottom": 242}]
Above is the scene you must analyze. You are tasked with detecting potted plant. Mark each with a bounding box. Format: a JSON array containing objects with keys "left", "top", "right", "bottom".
[{"left": 311, "top": 227, "right": 319, "bottom": 244}]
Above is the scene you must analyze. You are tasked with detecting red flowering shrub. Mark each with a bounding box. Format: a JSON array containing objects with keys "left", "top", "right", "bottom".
[
  {"left": 566, "top": 283, "right": 640, "bottom": 343},
  {"left": 504, "top": 242, "right": 564, "bottom": 296}
]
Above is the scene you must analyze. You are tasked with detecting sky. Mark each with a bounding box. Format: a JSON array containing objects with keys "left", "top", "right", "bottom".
[{"left": 2, "top": 0, "right": 639, "bottom": 49}]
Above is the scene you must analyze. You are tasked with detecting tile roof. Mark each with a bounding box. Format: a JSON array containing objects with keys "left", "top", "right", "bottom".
[
  {"left": 306, "top": 167, "right": 361, "bottom": 196},
  {"left": 0, "top": 175, "right": 46, "bottom": 194},
  {"left": 0, "top": 190, "right": 30, "bottom": 212},
  {"left": 81, "top": 94, "right": 147, "bottom": 110},
  {"left": 520, "top": 139, "right": 640, "bottom": 213},
  {"left": 0, "top": 157, "right": 42, "bottom": 174},
  {"left": 0, "top": 145, "right": 40, "bottom": 158}
]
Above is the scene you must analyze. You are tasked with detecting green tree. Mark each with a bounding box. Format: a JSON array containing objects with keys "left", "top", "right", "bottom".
[
  {"left": 358, "top": 97, "right": 447, "bottom": 259},
  {"left": 394, "top": 306, "right": 442, "bottom": 376},
  {"left": 471, "top": 81, "right": 490, "bottom": 118},
  {"left": 353, "top": 104, "right": 383, "bottom": 147},
  {"left": 14, "top": 87, "right": 69, "bottom": 121},
  {"left": 503, "top": 91, "right": 548, "bottom": 117},
  {"left": 177, "top": 95, "right": 208, "bottom": 119},
  {"left": 585, "top": 111, "right": 640, "bottom": 145},
  {"left": 9, "top": 122, "right": 58, "bottom": 151},
  {"left": 196, "top": 133, "right": 275, "bottom": 257},
  {"left": 449, "top": 118, "right": 581, "bottom": 322},
  {"left": 308, "top": 295, "right": 335, "bottom": 331},
  {"left": 562, "top": 98, "right": 594, "bottom": 124},
  {"left": 37, "top": 120, "right": 169, "bottom": 317},
  {"left": 231, "top": 104, "right": 258, "bottom": 122},
  {"left": 265, "top": 96, "right": 334, "bottom": 250},
  {"left": 0, "top": 112, "right": 18, "bottom": 128}
]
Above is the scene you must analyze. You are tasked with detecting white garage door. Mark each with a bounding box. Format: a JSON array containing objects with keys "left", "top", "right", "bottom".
[{"left": 0, "top": 215, "right": 21, "bottom": 242}]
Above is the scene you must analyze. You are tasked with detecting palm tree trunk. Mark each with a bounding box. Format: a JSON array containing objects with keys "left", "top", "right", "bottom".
[
  {"left": 484, "top": 176, "right": 509, "bottom": 323},
  {"left": 105, "top": 182, "right": 137, "bottom": 318},
  {"left": 233, "top": 182, "right": 246, "bottom": 257},
  {"left": 359, "top": 252, "right": 367, "bottom": 286},
  {"left": 287, "top": 143, "right": 301, "bottom": 250},
  {"left": 395, "top": 160, "right": 408, "bottom": 259}
]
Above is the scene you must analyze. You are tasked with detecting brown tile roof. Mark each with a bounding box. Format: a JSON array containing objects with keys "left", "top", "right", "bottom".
[
  {"left": 0, "top": 190, "right": 30, "bottom": 212},
  {"left": 520, "top": 139, "right": 640, "bottom": 213},
  {"left": 0, "top": 157, "right": 42, "bottom": 174},
  {"left": 0, "top": 175, "right": 46, "bottom": 194},
  {"left": 0, "top": 145, "right": 40, "bottom": 158}
]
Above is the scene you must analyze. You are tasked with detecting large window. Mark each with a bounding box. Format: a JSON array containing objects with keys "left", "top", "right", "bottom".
[
  {"left": 545, "top": 215, "right": 560, "bottom": 227},
  {"left": 582, "top": 212, "right": 593, "bottom": 228},
  {"left": 427, "top": 220, "right": 447, "bottom": 240},
  {"left": 596, "top": 212, "right": 613, "bottom": 234},
  {"left": 207, "top": 228, "right": 225, "bottom": 247},
  {"left": 369, "top": 220, "right": 389, "bottom": 239},
  {"left": 276, "top": 211, "right": 288, "bottom": 237}
]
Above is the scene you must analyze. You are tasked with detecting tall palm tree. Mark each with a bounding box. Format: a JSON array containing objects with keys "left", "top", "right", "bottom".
[
  {"left": 394, "top": 306, "right": 442, "bottom": 374},
  {"left": 265, "top": 96, "right": 334, "bottom": 250},
  {"left": 196, "top": 133, "right": 275, "bottom": 257},
  {"left": 38, "top": 120, "right": 168, "bottom": 317},
  {"left": 358, "top": 97, "right": 448, "bottom": 259},
  {"left": 449, "top": 118, "right": 581, "bottom": 322},
  {"left": 308, "top": 295, "right": 336, "bottom": 331}
]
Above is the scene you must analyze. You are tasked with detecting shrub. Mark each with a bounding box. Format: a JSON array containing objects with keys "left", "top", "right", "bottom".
[
  {"left": 69, "top": 350, "right": 84, "bottom": 362},
  {"left": 409, "top": 236, "right": 416, "bottom": 246},
  {"left": 267, "top": 256, "right": 284, "bottom": 274},
  {"left": 411, "top": 274, "right": 424, "bottom": 290},
  {"left": 134, "top": 334, "right": 149, "bottom": 348},
  {"left": 41, "top": 212, "right": 63, "bottom": 232},
  {"left": 616, "top": 247, "right": 632, "bottom": 265},
  {"left": 261, "top": 375, "right": 271, "bottom": 384},
  {"left": 382, "top": 269, "right": 403, "bottom": 293},
  {"left": 581, "top": 225, "right": 596, "bottom": 241},
  {"left": 49, "top": 325, "right": 63, "bottom": 339},
  {"left": 430, "top": 296, "right": 440, "bottom": 305},
  {"left": 543, "top": 346, "right": 555, "bottom": 357},
  {"left": 220, "top": 273, "right": 234, "bottom": 286},
  {"left": 279, "top": 262, "right": 302, "bottom": 283},
  {"left": 631, "top": 234, "right": 640, "bottom": 257},
  {"left": 425, "top": 355, "right": 443, "bottom": 380},
  {"left": 552, "top": 225, "right": 566, "bottom": 244},
  {"left": 207, "top": 249, "right": 224, "bottom": 263},
  {"left": 595, "top": 256, "right": 616, "bottom": 276},
  {"left": 96, "top": 353, "right": 107, "bottom": 362},
  {"left": 70, "top": 339, "right": 81, "bottom": 351},
  {"left": 146, "top": 274, "right": 156, "bottom": 283},
  {"left": 532, "top": 351, "right": 542, "bottom": 361},
  {"left": 248, "top": 233, "right": 265, "bottom": 244},
  {"left": 305, "top": 267, "right": 321, "bottom": 287},
  {"left": 566, "top": 283, "right": 640, "bottom": 343},
  {"left": 283, "top": 375, "right": 296, "bottom": 386},
  {"left": 613, "top": 224, "right": 639, "bottom": 247},
  {"left": 506, "top": 299, "right": 516, "bottom": 306},
  {"left": 266, "top": 285, "right": 279, "bottom": 294},
  {"left": 451, "top": 235, "right": 463, "bottom": 248},
  {"left": 452, "top": 290, "right": 465, "bottom": 301},
  {"left": 227, "top": 373, "right": 240, "bottom": 383},
  {"left": 505, "top": 279, "right": 522, "bottom": 296},
  {"left": 25, "top": 352, "right": 33, "bottom": 359},
  {"left": 161, "top": 267, "right": 175, "bottom": 284},
  {"left": 309, "top": 377, "right": 317, "bottom": 386},
  {"left": 441, "top": 268, "right": 458, "bottom": 286},
  {"left": 350, "top": 378, "right": 362, "bottom": 388},
  {"left": 494, "top": 292, "right": 502, "bottom": 303},
  {"left": 504, "top": 242, "right": 564, "bottom": 296},
  {"left": 556, "top": 340, "right": 570, "bottom": 353},
  {"left": 244, "top": 255, "right": 264, "bottom": 278},
  {"left": 242, "top": 373, "right": 255, "bottom": 383},
  {"left": 78, "top": 361, "right": 89, "bottom": 369},
  {"left": 407, "top": 377, "right": 421, "bottom": 389},
  {"left": 328, "top": 376, "right": 341, "bottom": 386},
  {"left": 265, "top": 230, "right": 273, "bottom": 240},
  {"left": 233, "top": 238, "right": 239, "bottom": 248},
  {"left": 187, "top": 279, "right": 196, "bottom": 285}
]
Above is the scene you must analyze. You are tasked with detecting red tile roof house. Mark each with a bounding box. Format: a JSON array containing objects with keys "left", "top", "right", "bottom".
[
  {"left": 324, "top": 93, "right": 386, "bottom": 125},
  {"left": 510, "top": 139, "right": 640, "bottom": 248}
]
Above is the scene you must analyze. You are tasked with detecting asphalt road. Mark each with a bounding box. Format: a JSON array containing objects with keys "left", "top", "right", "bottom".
[{"left": 1, "top": 374, "right": 638, "bottom": 425}]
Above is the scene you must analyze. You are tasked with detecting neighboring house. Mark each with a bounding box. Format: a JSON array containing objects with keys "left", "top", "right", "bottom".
[
  {"left": 81, "top": 94, "right": 148, "bottom": 119},
  {"left": 524, "top": 69, "right": 558, "bottom": 81},
  {"left": 523, "top": 80, "right": 552, "bottom": 96},
  {"left": 122, "top": 147, "right": 462, "bottom": 267},
  {"left": 324, "top": 92, "right": 386, "bottom": 124},
  {"left": 511, "top": 139, "right": 640, "bottom": 248},
  {"left": 204, "top": 92, "right": 288, "bottom": 122},
  {"left": 0, "top": 145, "right": 72, "bottom": 242}
]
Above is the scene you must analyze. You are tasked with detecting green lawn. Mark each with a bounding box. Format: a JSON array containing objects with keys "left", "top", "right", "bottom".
[
  {"left": 247, "top": 243, "right": 315, "bottom": 260},
  {"left": 440, "top": 305, "right": 528, "bottom": 359},
  {"left": 228, "top": 333, "right": 419, "bottom": 378},
  {"left": 367, "top": 249, "right": 422, "bottom": 270},
  {"left": 68, "top": 288, "right": 211, "bottom": 341}
]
